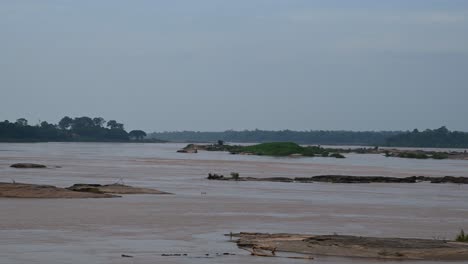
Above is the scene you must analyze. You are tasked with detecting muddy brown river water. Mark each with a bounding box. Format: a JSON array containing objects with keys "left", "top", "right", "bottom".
[{"left": 0, "top": 143, "right": 468, "bottom": 264}]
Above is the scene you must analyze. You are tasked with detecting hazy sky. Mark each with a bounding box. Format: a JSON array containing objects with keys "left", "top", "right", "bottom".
[{"left": 1, "top": 0, "right": 468, "bottom": 132}]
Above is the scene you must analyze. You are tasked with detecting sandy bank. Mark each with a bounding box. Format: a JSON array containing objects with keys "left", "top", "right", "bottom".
[
  {"left": 0, "top": 182, "right": 116, "bottom": 198},
  {"left": 234, "top": 232, "right": 468, "bottom": 260},
  {"left": 67, "top": 183, "right": 172, "bottom": 194},
  {"left": 0, "top": 182, "right": 172, "bottom": 198}
]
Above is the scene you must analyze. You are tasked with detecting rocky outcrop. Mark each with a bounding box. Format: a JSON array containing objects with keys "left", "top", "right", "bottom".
[
  {"left": 233, "top": 232, "right": 468, "bottom": 260},
  {"left": 0, "top": 182, "right": 116, "bottom": 198},
  {"left": 0, "top": 182, "right": 173, "bottom": 198},
  {"left": 207, "top": 174, "right": 468, "bottom": 184},
  {"left": 297, "top": 175, "right": 419, "bottom": 183},
  {"left": 177, "top": 149, "right": 198, "bottom": 153},
  {"left": 67, "top": 183, "right": 172, "bottom": 194}
]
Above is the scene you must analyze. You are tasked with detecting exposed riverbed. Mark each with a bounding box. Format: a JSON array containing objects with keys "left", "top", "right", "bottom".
[{"left": 1, "top": 143, "right": 468, "bottom": 264}]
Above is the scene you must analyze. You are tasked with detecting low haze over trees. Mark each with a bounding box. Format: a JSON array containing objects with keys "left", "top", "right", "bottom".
[
  {"left": 386, "top": 126, "right": 468, "bottom": 148},
  {"left": 0, "top": 116, "right": 144, "bottom": 142},
  {"left": 150, "top": 127, "right": 468, "bottom": 148}
]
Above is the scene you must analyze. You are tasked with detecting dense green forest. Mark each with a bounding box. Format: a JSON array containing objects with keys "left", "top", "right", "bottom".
[
  {"left": 3, "top": 118, "right": 468, "bottom": 148},
  {"left": 0, "top": 116, "right": 147, "bottom": 142},
  {"left": 386, "top": 126, "right": 468, "bottom": 148},
  {"left": 149, "top": 130, "right": 401, "bottom": 145}
]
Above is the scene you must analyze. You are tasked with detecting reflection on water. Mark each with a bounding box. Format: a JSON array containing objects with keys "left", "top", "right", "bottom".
[{"left": 0, "top": 143, "right": 468, "bottom": 264}]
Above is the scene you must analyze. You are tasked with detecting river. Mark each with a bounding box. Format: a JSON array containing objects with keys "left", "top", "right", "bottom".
[{"left": 0, "top": 143, "right": 467, "bottom": 264}]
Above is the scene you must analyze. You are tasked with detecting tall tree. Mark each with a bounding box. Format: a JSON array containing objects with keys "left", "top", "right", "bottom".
[
  {"left": 107, "top": 120, "right": 124, "bottom": 130},
  {"left": 58, "top": 116, "right": 73, "bottom": 130},
  {"left": 15, "top": 118, "right": 28, "bottom": 126},
  {"left": 72, "top": 116, "right": 94, "bottom": 130},
  {"left": 129, "top": 130, "right": 147, "bottom": 140},
  {"left": 93, "top": 117, "right": 106, "bottom": 127}
]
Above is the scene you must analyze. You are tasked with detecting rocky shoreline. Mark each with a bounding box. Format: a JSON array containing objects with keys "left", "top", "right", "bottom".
[
  {"left": 0, "top": 182, "right": 171, "bottom": 198},
  {"left": 232, "top": 232, "right": 468, "bottom": 260},
  {"left": 178, "top": 143, "right": 468, "bottom": 160},
  {"left": 208, "top": 173, "right": 468, "bottom": 184}
]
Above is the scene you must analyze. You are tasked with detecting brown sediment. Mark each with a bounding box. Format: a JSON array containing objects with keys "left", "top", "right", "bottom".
[
  {"left": 67, "top": 183, "right": 173, "bottom": 195},
  {"left": 208, "top": 174, "right": 468, "bottom": 184},
  {"left": 0, "top": 182, "right": 117, "bottom": 198},
  {"left": 233, "top": 232, "right": 468, "bottom": 260}
]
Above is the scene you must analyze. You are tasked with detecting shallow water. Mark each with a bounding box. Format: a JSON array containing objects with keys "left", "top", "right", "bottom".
[{"left": 0, "top": 143, "right": 468, "bottom": 264}]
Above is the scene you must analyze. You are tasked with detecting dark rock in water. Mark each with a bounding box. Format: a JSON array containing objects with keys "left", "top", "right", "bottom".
[
  {"left": 257, "top": 177, "right": 294, "bottom": 183},
  {"left": 177, "top": 149, "right": 198, "bottom": 153},
  {"left": 428, "top": 176, "right": 468, "bottom": 184},
  {"left": 303, "top": 175, "right": 418, "bottom": 183},
  {"left": 10, "top": 163, "right": 47, "bottom": 168},
  {"left": 121, "top": 254, "right": 133, "bottom": 258},
  {"left": 67, "top": 183, "right": 172, "bottom": 195},
  {"left": 207, "top": 173, "right": 468, "bottom": 184},
  {"left": 207, "top": 173, "right": 226, "bottom": 180}
]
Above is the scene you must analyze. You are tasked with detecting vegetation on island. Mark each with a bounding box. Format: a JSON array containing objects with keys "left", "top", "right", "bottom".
[
  {"left": 456, "top": 230, "right": 468, "bottom": 243},
  {"left": 152, "top": 126, "right": 468, "bottom": 148},
  {"left": 184, "top": 142, "right": 346, "bottom": 158},
  {"left": 0, "top": 116, "right": 152, "bottom": 142},
  {"left": 386, "top": 151, "right": 449, "bottom": 160},
  {"left": 229, "top": 142, "right": 346, "bottom": 158},
  {"left": 183, "top": 142, "right": 464, "bottom": 160}
]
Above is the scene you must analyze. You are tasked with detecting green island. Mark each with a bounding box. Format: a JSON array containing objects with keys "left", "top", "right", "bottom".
[
  {"left": 180, "top": 142, "right": 345, "bottom": 158},
  {"left": 179, "top": 142, "right": 468, "bottom": 160},
  {"left": 0, "top": 116, "right": 158, "bottom": 142}
]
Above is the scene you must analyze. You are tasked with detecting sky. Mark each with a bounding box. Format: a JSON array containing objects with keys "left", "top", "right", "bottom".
[{"left": 1, "top": 0, "right": 468, "bottom": 132}]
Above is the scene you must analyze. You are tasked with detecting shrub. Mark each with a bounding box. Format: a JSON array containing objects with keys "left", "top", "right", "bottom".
[
  {"left": 456, "top": 229, "right": 468, "bottom": 242},
  {"left": 397, "top": 152, "right": 429, "bottom": 159},
  {"left": 330, "top": 153, "right": 345, "bottom": 159},
  {"left": 230, "top": 172, "right": 240, "bottom": 180},
  {"left": 432, "top": 152, "right": 449, "bottom": 160}
]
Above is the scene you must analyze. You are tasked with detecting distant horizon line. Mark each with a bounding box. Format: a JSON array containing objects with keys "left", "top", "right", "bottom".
[{"left": 149, "top": 126, "right": 465, "bottom": 133}]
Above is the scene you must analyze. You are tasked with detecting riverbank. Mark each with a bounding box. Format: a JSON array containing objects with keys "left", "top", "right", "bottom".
[
  {"left": 233, "top": 232, "right": 468, "bottom": 260},
  {"left": 0, "top": 182, "right": 171, "bottom": 198}
]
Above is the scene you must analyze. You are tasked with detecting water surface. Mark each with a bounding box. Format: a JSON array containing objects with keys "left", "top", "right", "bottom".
[{"left": 0, "top": 143, "right": 467, "bottom": 264}]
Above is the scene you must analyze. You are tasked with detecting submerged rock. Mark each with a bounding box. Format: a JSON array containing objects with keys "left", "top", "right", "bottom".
[
  {"left": 10, "top": 163, "right": 47, "bottom": 168},
  {"left": 207, "top": 174, "right": 468, "bottom": 184},
  {"left": 67, "top": 183, "right": 172, "bottom": 194}
]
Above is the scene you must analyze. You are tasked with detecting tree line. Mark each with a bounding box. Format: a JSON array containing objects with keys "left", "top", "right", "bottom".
[
  {"left": 386, "top": 126, "right": 468, "bottom": 148},
  {"left": 148, "top": 130, "right": 401, "bottom": 145},
  {"left": 149, "top": 127, "right": 468, "bottom": 148},
  {"left": 0, "top": 116, "right": 147, "bottom": 142}
]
